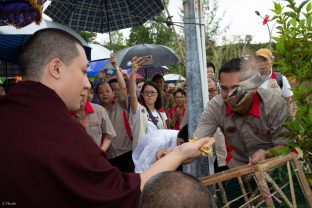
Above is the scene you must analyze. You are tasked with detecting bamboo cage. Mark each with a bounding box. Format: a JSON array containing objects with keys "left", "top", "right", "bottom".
[{"left": 200, "top": 153, "right": 312, "bottom": 208}]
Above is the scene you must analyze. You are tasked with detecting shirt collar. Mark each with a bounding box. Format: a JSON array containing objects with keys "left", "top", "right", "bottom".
[
  {"left": 226, "top": 92, "right": 260, "bottom": 118},
  {"left": 84, "top": 102, "right": 94, "bottom": 114}
]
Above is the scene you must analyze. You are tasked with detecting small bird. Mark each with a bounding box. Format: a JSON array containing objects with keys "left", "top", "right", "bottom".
[{"left": 225, "top": 55, "right": 264, "bottom": 107}]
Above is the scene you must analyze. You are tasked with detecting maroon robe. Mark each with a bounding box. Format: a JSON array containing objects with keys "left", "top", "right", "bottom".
[{"left": 0, "top": 81, "right": 141, "bottom": 208}]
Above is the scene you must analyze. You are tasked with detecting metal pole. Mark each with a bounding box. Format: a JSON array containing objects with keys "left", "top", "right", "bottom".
[
  {"left": 184, "top": 1, "right": 216, "bottom": 206},
  {"left": 183, "top": 0, "right": 213, "bottom": 177}
]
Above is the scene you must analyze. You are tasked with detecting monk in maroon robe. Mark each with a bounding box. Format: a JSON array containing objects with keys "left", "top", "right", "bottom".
[{"left": 0, "top": 28, "right": 214, "bottom": 208}]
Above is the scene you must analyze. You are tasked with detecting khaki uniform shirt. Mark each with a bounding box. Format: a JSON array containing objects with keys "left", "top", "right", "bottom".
[
  {"left": 104, "top": 99, "right": 132, "bottom": 159},
  {"left": 214, "top": 128, "right": 227, "bottom": 167},
  {"left": 194, "top": 88, "right": 293, "bottom": 168},
  {"left": 73, "top": 103, "right": 116, "bottom": 147},
  {"left": 179, "top": 111, "right": 227, "bottom": 167}
]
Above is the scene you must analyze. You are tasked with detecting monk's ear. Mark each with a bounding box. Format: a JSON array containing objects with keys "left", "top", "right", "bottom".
[{"left": 47, "top": 58, "right": 65, "bottom": 79}]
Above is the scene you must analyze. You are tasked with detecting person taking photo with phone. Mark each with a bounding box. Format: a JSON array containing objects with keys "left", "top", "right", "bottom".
[{"left": 129, "top": 57, "right": 168, "bottom": 150}]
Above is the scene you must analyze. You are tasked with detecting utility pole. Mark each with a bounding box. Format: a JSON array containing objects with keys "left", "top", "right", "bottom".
[{"left": 183, "top": 0, "right": 214, "bottom": 179}]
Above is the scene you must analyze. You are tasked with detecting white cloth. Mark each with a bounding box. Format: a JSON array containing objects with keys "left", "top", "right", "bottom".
[
  {"left": 130, "top": 103, "right": 167, "bottom": 150},
  {"left": 259, "top": 70, "right": 293, "bottom": 98},
  {"left": 132, "top": 129, "right": 178, "bottom": 173}
]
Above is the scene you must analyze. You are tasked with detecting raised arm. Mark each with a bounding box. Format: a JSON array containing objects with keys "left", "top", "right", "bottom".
[
  {"left": 129, "top": 57, "right": 145, "bottom": 114},
  {"left": 111, "top": 53, "right": 127, "bottom": 102}
]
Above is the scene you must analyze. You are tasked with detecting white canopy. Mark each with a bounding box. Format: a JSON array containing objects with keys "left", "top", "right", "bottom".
[
  {"left": 89, "top": 43, "right": 111, "bottom": 61},
  {"left": 164, "top": 73, "right": 186, "bottom": 82}
]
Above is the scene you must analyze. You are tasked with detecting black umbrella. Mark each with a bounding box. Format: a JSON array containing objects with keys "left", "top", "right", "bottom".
[
  {"left": 44, "top": 0, "right": 164, "bottom": 33},
  {"left": 117, "top": 44, "right": 179, "bottom": 69},
  {"left": 0, "top": 61, "right": 21, "bottom": 77}
]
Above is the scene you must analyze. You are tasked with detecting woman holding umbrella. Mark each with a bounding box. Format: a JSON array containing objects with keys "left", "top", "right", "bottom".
[{"left": 129, "top": 57, "right": 168, "bottom": 150}]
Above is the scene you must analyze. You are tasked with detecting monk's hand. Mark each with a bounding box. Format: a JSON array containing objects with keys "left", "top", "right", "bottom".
[{"left": 177, "top": 137, "right": 215, "bottom": 164}]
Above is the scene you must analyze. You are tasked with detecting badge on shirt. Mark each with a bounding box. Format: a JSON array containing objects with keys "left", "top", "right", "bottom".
[{"left": 225, "top": 126, "right": 237, "bottom": 134}]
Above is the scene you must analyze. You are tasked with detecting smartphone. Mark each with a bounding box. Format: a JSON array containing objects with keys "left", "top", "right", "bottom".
[{"left": 141, "top": 55, "right": 153, "bottom": 66}]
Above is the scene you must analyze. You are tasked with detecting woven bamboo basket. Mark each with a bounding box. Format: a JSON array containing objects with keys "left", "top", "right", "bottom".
[{"left": 200, "top": 153, "right": 312, "bottom": 208}]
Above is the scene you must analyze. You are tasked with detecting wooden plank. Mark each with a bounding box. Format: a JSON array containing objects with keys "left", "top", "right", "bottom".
[
  {"left": 201, "top": 154, "right": 294, "bottom": 186},
  {"left": 201, "top": 165, "right": 259, "bottom": 186},
  {"left": 217, "top": 182, "right": 229, "bottom": 208},
  {"left": 287, "top": 161, "right": 297, "bottom": 207},
  {"left": 254, "top": 168, "right": 275, "bottom": 208},
  {"left": 238, "top": 176, "right": 251, "bottom": 207},
  {"left": 265, "top": 173, "right": 293, "bottom": 207},
  {"left": 292, "top": 156, "right": 312, "bottom": 207}
]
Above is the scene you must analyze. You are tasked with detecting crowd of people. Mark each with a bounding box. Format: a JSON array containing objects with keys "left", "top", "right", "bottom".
[{"left": 0, "top": 28, "right": 294, "bottom": 207}]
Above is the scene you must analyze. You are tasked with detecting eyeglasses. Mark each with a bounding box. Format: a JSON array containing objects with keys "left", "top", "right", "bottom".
[{"left": 143, "top": 91, "right": 158, "bottom": 97}]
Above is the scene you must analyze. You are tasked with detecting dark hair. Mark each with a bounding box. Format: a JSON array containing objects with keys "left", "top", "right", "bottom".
[
  {"left": 95, "top": 81, "right": 111, "bottom": 95},
  {"left": 177, "top": 124, "right": 188, "bottom": 142},
  {"left": 207, "top": 62, "right": 216, "bottom": 73},
  {"left": 19, "top": 28, "right": 82, "bottom": 80},
  {"left": 218, "top": 58, "right": 242, "bottom": 81},
  {"left": 108, "top": 78, "right": 117, "bottom": 85},
  {"left": 107, "top": 78, "right": 119, "bottom": 90},
  {"left": 137, "top": 79, "right": 146, "bottom": 85},
  {"left": 173, "top": 88, "right": 186, "bottom": 97},
  {"left": 139, "top": 171, "right": 212, "bottom": 208},
  {"left": 152, "top": 74, "right": 164, "bottom": 82},
  {"left": 208, "top": 77, "right": 219, "bottom": 95},
  {"left": 139, "top": 81, "right": 162, "bottom": 110}
]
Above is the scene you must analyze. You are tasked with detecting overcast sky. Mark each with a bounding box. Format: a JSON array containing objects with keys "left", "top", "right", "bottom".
[
  {"left": 168, "top": 0, "right": 279, "bottom": 44},
  {"left": 93, "top": 0, "right": 304, "bottom": 45}
]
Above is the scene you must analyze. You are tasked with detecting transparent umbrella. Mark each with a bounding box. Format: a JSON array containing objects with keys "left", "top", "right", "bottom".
[{"left": 117, "top": 44, "right": 179, "bottom": 69}]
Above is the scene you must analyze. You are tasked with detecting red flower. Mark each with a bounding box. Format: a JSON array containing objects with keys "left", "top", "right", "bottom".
[{"left": 262, "top": 15, "right": 269, "bottom": 25}]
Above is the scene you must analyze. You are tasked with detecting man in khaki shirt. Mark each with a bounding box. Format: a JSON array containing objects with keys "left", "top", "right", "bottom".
[
  {"left": 71, "top": 91, "right": 116, "bottom": 152},
  {"left": 194, "top": 58, "right": 293, "bottom": 168}
]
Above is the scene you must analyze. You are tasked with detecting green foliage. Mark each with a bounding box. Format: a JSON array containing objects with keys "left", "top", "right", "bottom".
[
  {"left": 103, "top": 30, "right": 127, "bottom": 52},
  {"left": 127, "top": 4, "right": 184, "bottom": 75},
  {"left": 127, "top": 25, "right": 154, "bottom": 46},
  {"left": 272, "top": 0, "right": 312, "bottom": 179},
  {"left": 78, "top": 31, "right": 97, "bottom": 43},
  {"left": 127, "top": 0, "right": 175, "bottom": 48}
]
